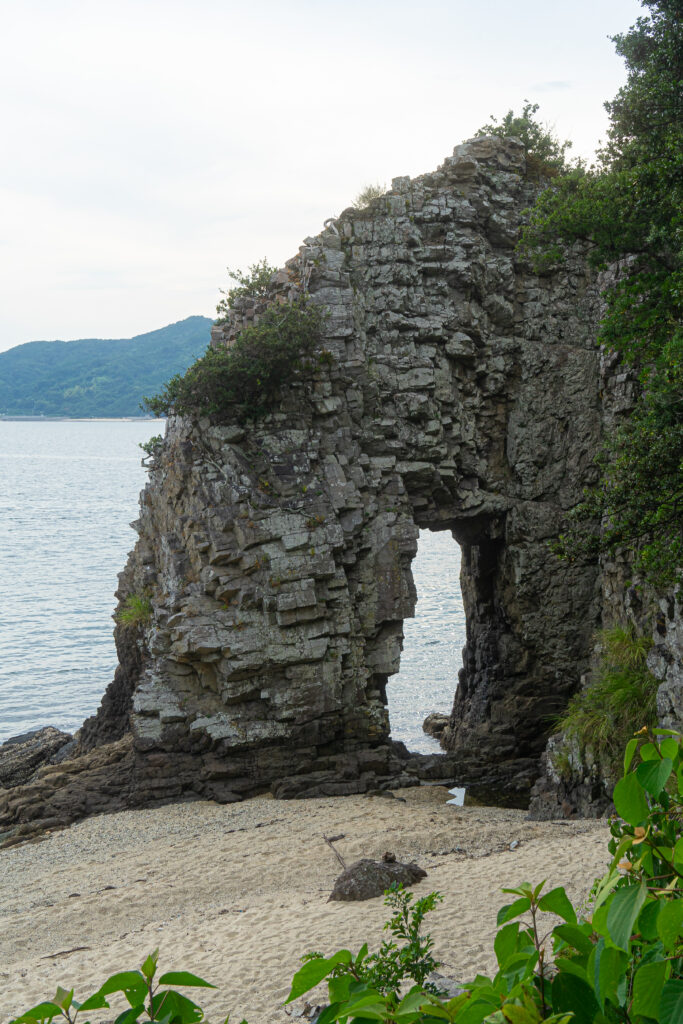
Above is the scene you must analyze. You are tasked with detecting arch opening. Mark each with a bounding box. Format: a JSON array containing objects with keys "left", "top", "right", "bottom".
[{"left": 386, "top": 529, "right": 465, "bottom": 754}]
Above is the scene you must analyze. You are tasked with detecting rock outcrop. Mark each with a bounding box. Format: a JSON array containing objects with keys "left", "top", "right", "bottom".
[
  {"left": 88, "top": 135, "right": 603, "bottom": 810},
  {"left": 0, "top": 727, "right": 73, "bottom": 789},
  {"left": 9, "top": 134, "right": 676, "bottom": 840}
]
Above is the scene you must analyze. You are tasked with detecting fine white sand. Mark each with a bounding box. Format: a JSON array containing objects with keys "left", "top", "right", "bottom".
[{"left": 1, "top": 789, "right": 610, "bottom": 1023}]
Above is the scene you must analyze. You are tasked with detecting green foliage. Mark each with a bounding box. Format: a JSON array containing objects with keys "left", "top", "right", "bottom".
[
  {"left": 521, "top": 1, "right": 682, "bottom": 590},
  {"left": 215, "top": 260, "right": 277, "bottom": 323},
  {"left": 139, "top": 435, "right": 163, "bottom": 458},
  {"left": 292, "top": 885, "right": 443, "bottom": 1013},
  {"left": 8, "top": 949, "right": 240, "bottom": 1024},
  {"left": 12, "top": 733, "right": 683, "bottom": 1021},
  {"left": 143, "top": 298, "right": 325, "bottom": 424},
  {"left": 116, "top": 593, "right": 153, "bottom": 629},
  {"left": 0, "top": 317, "right": 212, "bottom": 419},
  {"left": 553, "top": 626, "right": 659, "bottom": 777},
  {"left": 474, "top": 101, "right": 573, "bottom": 177},
  {"left": 353, "top": 183, "right": 387, "bottom": 209},
  {"left": 553, "top": 340, "right": 683, "bottom": 589}
]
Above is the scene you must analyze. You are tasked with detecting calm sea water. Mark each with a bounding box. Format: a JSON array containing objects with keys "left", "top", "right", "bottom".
[{"left": 0, "top": 421, "right": 465, "bottom": 753}]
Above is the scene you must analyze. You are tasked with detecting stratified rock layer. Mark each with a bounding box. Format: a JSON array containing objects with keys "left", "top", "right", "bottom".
[{"left": 97, "top": 136, "right": 604, "bottom": 809}]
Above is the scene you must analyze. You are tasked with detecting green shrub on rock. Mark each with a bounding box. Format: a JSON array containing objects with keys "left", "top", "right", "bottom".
[
  {"left": 551, "top": 625, "right": 659, "bottom": 780},
  {"left": 143, "top": 298, "right": 325, "bottom": 424}
]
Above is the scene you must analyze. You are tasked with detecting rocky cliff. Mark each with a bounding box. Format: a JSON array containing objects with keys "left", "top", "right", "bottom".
[
  {"left": 90, "top": 135, "right": 604, "bottom": 808},
  {"left": 2, "top": 135, "right": 679, "bottom": 841}
]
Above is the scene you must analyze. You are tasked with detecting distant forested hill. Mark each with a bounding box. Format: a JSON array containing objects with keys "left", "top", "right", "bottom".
[{"left": 0, "top": 316, "right": 212, "bottom": 418}]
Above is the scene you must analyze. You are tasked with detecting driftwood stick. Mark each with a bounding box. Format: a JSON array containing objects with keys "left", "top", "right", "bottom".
[{"left": 323, "top": 833, "right": 347, "bottom": 869}]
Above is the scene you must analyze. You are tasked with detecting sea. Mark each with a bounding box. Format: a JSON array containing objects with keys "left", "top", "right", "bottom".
[{"left": 0, "top": 420, "right": 466, "bottom": 754}]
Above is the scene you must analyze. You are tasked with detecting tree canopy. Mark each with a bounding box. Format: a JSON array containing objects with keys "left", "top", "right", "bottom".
[{"left": 520, "top": 0, "right": 682, "bottom": 590}]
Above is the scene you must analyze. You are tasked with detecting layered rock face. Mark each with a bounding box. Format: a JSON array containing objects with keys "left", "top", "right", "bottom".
[{"left": 102, "top": 136, "right": 604, "bottom": 809}]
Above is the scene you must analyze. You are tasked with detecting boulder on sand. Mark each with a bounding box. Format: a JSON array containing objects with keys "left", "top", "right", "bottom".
[{"left": 328, "top": 856, "right": 427, "bottom": 902}]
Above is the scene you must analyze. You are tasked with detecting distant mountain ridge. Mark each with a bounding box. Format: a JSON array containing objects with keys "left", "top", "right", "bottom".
[{"left": 0, "top": 316, "right": 212, "bottom": 418}]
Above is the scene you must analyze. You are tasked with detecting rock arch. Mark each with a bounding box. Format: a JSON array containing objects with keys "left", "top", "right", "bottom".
[{"left": 107, "top": 137, "right": 603, "bottom": 808}]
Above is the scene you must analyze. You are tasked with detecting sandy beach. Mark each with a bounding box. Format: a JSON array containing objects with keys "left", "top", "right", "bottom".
[{"left": 1, "top": 788, "right": 611, "bottom": 1023}]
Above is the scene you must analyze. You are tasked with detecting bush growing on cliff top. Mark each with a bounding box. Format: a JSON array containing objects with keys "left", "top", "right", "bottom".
[
  {"left": 215, "top": 259, "right": 277, "bottom": 324},
  {"left": 143, "top": 298, "right": 325, "bottom": 424},
  {"left": 475, "top": 101, "right": 574, "bottom": 177}
]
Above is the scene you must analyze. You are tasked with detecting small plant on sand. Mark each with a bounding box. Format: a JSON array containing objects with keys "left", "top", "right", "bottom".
[
  {"left": 116, "top": 593, "right": 153, "bottom": 629},
  {"left": 292, "top": 885, "right": 442, "bottom": 1010},
  {"left": 9, "top": 949, "right": 244, "bottom": 1024}
]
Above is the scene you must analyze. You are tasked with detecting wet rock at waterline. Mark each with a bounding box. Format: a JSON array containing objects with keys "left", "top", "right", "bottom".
[{"left": 0, "top": 727, "right": 74, "bottom": 789}]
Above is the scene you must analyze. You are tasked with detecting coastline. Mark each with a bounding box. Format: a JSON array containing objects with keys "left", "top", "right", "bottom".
[{"left": 1, "top": 788, "right": 610, "bottom": 1024}]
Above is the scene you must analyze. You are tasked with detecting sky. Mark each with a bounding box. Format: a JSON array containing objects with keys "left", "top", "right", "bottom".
[{"left": 0, "top": 0, "right": 644, "bottom": 353}]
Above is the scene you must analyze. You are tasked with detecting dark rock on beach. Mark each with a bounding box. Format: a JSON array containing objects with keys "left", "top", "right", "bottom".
[{"left": 328, "top": 857, "right": 427, "bottom": 902}]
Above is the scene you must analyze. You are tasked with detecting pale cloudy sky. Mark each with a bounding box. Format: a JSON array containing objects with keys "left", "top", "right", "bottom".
[{"left": 1, "top": 0, "right": 643, "bottom": 352}]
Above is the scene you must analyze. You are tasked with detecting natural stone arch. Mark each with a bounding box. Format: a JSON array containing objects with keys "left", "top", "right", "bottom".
[{"left": 91, "top": 136, "right": 604, "bottom": 808}]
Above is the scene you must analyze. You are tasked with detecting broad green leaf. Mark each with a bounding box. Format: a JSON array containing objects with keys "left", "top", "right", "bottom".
[
  {"left": 53, "top": 989, "right": 72, "bottom": 1012},
  {"left": 659, "top": 738, "right": 680, "bottom": 760},
  {"left": 591, "top": 867, "right": 620, "bottom": 910},
  {"left": 640, "top": 742, "right": 659, "bottom": 760},
  {"left": 354, "top": 942, "right": 369, "bottom": 965},
  {"left": 636, "top": 757, "right": 673, "bottom": 796},
  {"left": 551, "top": 973, "right": 601, "bottom": 1024},
  {"left": 286, "top": 950, "right": 352, "bottom": 1002},
  {"left": 158, "top": 972, "right": 216, "bottom": 989},
  {"left": 99, "top": 972, "right": 148, "bottom": 1007},
  {"left": 657, "top": 899, "right": 683, "bottom": 950},
  {"left": 494, "top": 922, "right": 520, "bottom": 967},
  {"left": 606, "top": 882, "right": 647, "bottom": 950},
  {"left": 496, "top": 897, "right": 531, "bottom": 925},
  {"left": 140, "top": 951, "right": 159, "bottom": 983},
  {"left": 315, "top": 1003, "right": 341, "bottom": 1024},
  {"left": 77, "top": 992, "right": 110, "bottom": 1012},
  {"left": 416, "top": 1005, "right": 452, "bottom": 1021},
  {"left": 538, "top": 886, "right": 577, "bottom": 923},
  {"left": 113, "top": 1005, "right": 144, "bottom": 1024},
  {"left": 13, "top": 1004, "right": 62, "bottom": 1022},
  {"left": 151, "top": 990, "right": 204, "bottom": 1023},
  {"left": 623, "top": 737, "right": 638, "bottom": 774},
  {"left": 591, "top": 901, "right": 610, "bottom": 937},
  {"left": 553, "top": 923, "right": 594, "bottom": 956},
  {"left": 637, "top": 898, "right": 661, "bottom": 939},
  {"left": 660, "top": 979, "right": 683, "bottom": 1024},
  {"left": 554, "top": 958, "right": 588, "bottom": 981},
  {"left": 328, "top": 974, "right": 351, "bottom": 1003},
  {"left": 632, "top": 960, "right": 667, "bottom": 1018},
  {"left": 589, "top": 940, "right": 627, "bottom": 1010},
  {"left": 501, "top": 1006, "right": 538, "bottom": 1024},
  {"left": 613, "top": 773, "right": 649, "bottom": 825}
]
